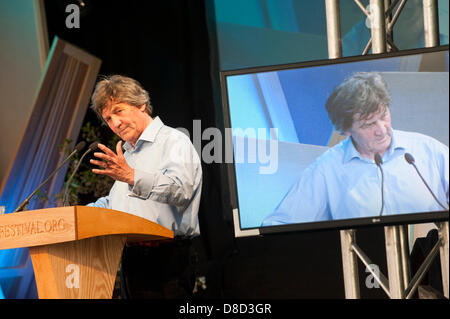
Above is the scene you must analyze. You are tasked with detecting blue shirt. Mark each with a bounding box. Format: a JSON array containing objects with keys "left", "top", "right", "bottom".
[
  {"left": 262, "top": 129, "right": 449, "bottom": 225},
  {"left": 88, "top": 117, "right": 202, "bottom": 237}
]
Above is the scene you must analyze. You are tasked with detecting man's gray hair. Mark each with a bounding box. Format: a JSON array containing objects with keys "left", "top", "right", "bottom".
[
  {"left": 325, "top": 72, "right": 391, "bottom": 133},
  {"left": 90, "top": 75, "right": 152, "bottom": 121}
]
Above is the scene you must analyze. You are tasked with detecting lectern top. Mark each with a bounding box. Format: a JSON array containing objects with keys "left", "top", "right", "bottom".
[{"left": 0, "top": 206, "right": 174, "bottom": 250}]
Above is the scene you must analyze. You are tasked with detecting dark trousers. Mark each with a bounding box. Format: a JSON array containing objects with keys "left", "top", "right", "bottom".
[{"left": 120, "top": 238, "right": 196, "bottom": 299}]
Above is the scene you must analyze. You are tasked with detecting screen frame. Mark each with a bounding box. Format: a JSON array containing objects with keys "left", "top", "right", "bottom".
[{"left": 219, "top": 45, "right": 450, "bottom": 237}]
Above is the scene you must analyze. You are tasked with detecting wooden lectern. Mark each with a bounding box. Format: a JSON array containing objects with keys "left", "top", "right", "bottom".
[{"left": 0, "top": 206, "right": 173, "bottom": 299}]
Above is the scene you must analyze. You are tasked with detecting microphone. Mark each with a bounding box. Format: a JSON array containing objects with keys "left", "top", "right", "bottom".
[
  {"left": 374, "top": 153, "right": 385, "bottom": 216},
  {"left": 63, "top": 141, "right": 99, "bottom": 206},
  {"left": 374, "top": 153, "right": 383, "bottom": 166},
  {"left": 14, "top": 141, "right": 86, "bottom": 212},
  {"left": 404, "top": 153, "right": 448, "bottom": 210}
]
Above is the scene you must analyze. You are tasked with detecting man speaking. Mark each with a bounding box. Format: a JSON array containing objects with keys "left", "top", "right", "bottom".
[{"left": 87, "top": 75, "right": 202, "bottom": 298}]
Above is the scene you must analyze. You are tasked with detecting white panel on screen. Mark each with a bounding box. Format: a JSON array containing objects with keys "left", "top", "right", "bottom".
[
  {"left": 234, "top": 137, "right": 328, "bottom": 229},
  {"left": 382, "top": 72, "right": 449, "bottom": 146}
]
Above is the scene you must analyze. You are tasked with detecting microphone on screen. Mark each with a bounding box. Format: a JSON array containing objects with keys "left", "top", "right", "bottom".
[
  {"left": 374, "top": 153, "right": 383, "bottom": 166},
  {"left": 374, "top": 153, "right": 385, "bottom": 216},
  {"left": 404, "top": 153, "right": 448, "bottom": 210}
]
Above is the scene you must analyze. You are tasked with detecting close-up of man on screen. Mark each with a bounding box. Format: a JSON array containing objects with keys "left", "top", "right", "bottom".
[{"left": 263, "top": 72, "right": 449, "bottom": 225}]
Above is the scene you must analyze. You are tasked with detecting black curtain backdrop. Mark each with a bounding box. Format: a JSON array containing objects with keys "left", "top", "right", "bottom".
[{"left": 44, "top": 0, "right": 387, "bottom": 299}]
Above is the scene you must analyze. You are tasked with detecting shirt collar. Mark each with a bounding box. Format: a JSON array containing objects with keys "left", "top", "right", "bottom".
[
  {"left": 384, "top": 129, "right": 405, "bottom": 158},
  {"left": 342, "top": 137, "right": 362, "bottom": 163},
  {"left": 123, "top": 116, "right": 164, "bottom": 151},
  {"left": 342, "top": 128, "right": 405, "bottom": 163}
]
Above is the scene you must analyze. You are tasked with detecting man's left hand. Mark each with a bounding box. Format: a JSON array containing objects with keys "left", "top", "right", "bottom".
[{"left": 90, "top": 141, "right": 134, "bottom": 186}]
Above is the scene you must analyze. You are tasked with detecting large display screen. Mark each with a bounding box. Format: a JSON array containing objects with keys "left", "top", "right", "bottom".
[{"left": 220, "top": 46, "right": 449, "bottom": 236}]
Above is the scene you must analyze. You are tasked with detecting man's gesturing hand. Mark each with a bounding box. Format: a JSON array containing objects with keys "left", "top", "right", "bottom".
[{"left": 90, "top": 141, "right": 134, "bottom": 186}]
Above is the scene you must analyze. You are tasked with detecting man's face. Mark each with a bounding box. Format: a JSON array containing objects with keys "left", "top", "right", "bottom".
[
  {"left": 344, "top": 106, "right": 392, "bottom": 159},
  {"left": 101, "top": 101, "right": 150, "bottom": 146}
]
